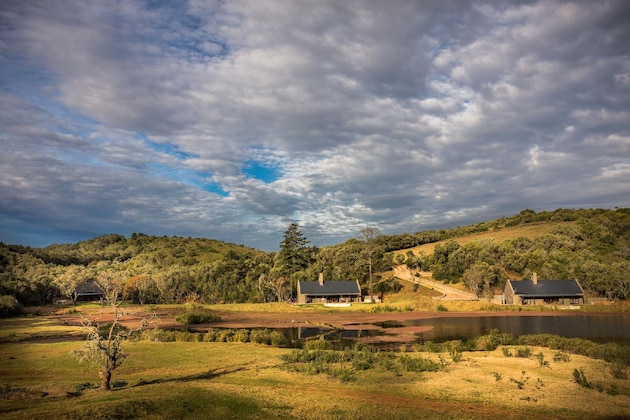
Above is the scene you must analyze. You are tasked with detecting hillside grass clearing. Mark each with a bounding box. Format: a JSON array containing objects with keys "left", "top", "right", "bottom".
[{"left": 396, "top": 221, "right": 575, "bottom": 257}]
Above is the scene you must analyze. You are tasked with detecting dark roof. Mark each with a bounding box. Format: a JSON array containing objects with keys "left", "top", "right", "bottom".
[
  {"left": 299, "top": 280, "right": 361, "bottom": 296},
  {"left": 508, "top": 279, "right": 584, "bottom": 298},
  {"left": 76, "top": 282, "right": 104, "bottom": 296}
]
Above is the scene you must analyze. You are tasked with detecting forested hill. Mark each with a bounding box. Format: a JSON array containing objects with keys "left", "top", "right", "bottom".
[
  {"left": 36, "top": 233, "right": 260, "bottom": 267},
  {"left": 1, "top": 208, "right": 629, "bottom": 310}
]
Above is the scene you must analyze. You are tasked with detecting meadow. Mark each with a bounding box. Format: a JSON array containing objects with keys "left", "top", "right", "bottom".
[{"left": 1, "top": 304, "right": 630, "bottom": 419}]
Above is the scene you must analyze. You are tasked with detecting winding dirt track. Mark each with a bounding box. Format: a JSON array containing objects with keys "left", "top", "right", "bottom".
[{"left": 393, "top": 266, "right": 477, "bottom": 300}]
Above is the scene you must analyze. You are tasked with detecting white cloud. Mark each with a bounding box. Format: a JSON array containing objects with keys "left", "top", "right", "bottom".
[{"left": 1, "top": 0, "right": 629, "bottom": 250}]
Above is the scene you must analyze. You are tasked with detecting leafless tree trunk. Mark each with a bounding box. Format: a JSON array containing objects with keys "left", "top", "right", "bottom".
[{"left": 72, "top": 302, "right": 155, "bottom": 390}]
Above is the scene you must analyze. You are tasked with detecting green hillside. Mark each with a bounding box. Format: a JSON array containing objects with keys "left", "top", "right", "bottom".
[
  {"left": 1, "top": 208, "right": 629, "bottom": 311},
  {"left": 38, "top": 233, "right": 260, "bottom": 267}
]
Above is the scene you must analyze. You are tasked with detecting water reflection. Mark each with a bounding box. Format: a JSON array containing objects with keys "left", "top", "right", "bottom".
[
  {"left": 408, "top": 315, "right": 630, "bottom": 345},
  {"left": 279, "top": 315, "right": 630, "bottom": 346}
]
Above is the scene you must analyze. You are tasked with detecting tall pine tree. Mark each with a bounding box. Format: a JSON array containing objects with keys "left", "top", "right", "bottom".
[{"left": 277, "top": 222, "right": 311, "bottom": 275}]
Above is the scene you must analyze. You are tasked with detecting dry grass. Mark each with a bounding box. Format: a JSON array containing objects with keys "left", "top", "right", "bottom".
[
  {"left": 396, "top": 221, "right": 574, "bottom": 257},
  {"left": 0, "top": 317, "right": 85, "bottom": 343},
  {"left": 417, "top": 347, "right": 630, "bottom": 417},
  {"left": 1, "top": 336, "right": 629, "bottom": 419}
]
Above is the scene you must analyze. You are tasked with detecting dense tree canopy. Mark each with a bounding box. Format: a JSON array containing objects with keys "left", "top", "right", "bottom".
[{"left": 1, "top": 208, "right": 628, "bottom": 310}]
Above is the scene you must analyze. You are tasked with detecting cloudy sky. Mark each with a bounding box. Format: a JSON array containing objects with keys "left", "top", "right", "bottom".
[{"left": 1, "top": 0, "right": 629, "bottom": 251}]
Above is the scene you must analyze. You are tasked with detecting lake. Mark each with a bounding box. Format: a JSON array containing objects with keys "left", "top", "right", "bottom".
[
  {"left": 279, "top": 314, "right": 630, "bottom": 346},
  {"left": 399, "top": 314, "right": 630, "bottom": 345}
]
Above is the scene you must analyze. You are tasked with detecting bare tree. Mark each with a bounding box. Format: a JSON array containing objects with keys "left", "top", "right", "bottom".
[
  {"left": 94, "top": 267, "right": 128, "bottom": 307},
  {"left": 55, "top": 265, "right": 89, "bottom": 305},
  {"left": 258, "top": 273, "right": 292, "bottom": 302},
  {"left": 72, "top": 303, "right": 155, "bottom": 390}
]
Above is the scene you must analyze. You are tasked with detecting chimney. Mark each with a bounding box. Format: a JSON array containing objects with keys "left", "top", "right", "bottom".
[
  {"left": 318, "top": 273, "right": 324, "bottom": 286},
  {"left": 532, "top": 272, "right": 538, "bottom": 285}
]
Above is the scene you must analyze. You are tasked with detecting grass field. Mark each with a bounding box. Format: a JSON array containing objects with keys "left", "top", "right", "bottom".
[
  {"left": 395, "top": 221, "right": 573, "bottom": 257},
  {"left": 1, "top": 313, "right": 629, "bottom": 419}
]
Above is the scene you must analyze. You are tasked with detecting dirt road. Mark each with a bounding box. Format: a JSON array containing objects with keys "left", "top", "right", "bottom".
[{"left": 392, "top": 266, "right": 476, "bottom": 300}]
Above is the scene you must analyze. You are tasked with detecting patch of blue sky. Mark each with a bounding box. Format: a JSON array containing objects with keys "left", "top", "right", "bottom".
[
  {"left": 242, "top": 160, "right": 281, "bottom": 183},
  {"left": 140, "top": 134, "right": 199, "bottom": 160},
  {"left": 149, "top": 162, "right": 228, "bottom": 197}
]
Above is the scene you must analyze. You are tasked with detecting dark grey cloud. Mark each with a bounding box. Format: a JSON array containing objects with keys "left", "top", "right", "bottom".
[{"left": 1, "top": 0, "right": 629, "bottom": 250}]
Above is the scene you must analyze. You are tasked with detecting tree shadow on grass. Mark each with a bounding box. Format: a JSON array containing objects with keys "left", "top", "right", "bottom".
[{"left": 132, "top": 365, "right": 247, "bottom": 387}]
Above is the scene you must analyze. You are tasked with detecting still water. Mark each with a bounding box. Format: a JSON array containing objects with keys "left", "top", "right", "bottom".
[
  {"left": 280, "top": 314, "right": 630, "bottom": 345},
  {"left": 405, "top": 315, "right": 630, "bottom": 345}
]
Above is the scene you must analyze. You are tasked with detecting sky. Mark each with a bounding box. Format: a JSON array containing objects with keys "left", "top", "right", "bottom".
[{"left": 1, "top": 0, "right": 629, "bottom": 251}]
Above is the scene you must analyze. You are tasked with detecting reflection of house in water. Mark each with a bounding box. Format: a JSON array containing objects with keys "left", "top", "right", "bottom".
[
  {"left": 297, "top": 274, "right": 362, "bottom": 304},
  {"left": 504, "top": 273, "right": 585, "bottom": 306}
]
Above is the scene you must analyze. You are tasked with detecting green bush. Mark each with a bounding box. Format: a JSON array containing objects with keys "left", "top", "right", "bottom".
[
  {"left": 269, "top": 330, "right": 288, "bottom": 346},
  {"left": 553, "top": 351, "right": 571, "bottom": 362},
  {"left": 515, "top": 347, "right": 532, "bottom": 358},
  {"left": 399, "top": 355, "right": 439, "bottom": 372},
  {"left": 0, "top": 295, "right": 23, "bottom": 317},
  {"left": 72, "top": 382, "right": 99, "bottom": 392},
  {"left": 610, "top": 361, "right": 628, "bottom": 379},
  {"left": 203, "top": 330, "right": 219, "bottom": 342},
  {"left": 175, "top": 310, "right": 221, "bottom": 325},
  {"left": 535, "top": 352, "right": 549, "bottom": 367},
  {"left": 573, "top": 368, "right": 593, "bottom": 389},
  {"left": 305, "top": 339, "right": 333, "bottom": 351},
  {"left": 445, "top": 340, "right": 463, "bottom": 362},
  {"left": 143, "top": 329, "right": 176, "bottom": 342},
  {"left": 474, "top": 329, "right": 515, "bottom": 351},
  {"left": 518, "top": 334, "right": 630, "bottom": 366},
  {"left": 97, "top": 322, "right": 129, "bottom": 338},
  {"left": 233, "top": 329, "right": 250, "bottom": 343}
]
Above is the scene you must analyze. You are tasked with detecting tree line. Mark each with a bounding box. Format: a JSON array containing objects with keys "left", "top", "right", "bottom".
[{"left": 1, "top": 208, "right": 628, "bottom": 311}]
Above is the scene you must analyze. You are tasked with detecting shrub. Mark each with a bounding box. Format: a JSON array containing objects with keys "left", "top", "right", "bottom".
[
  {"left": 351, "top": 352, "right": 375, "bottom": 371},
  {"left": 334, "top": 367, "right": 356, "bottom": 382},
  {"left": 445, "top": 340, "right": 463, "bottom": 362},
  {"left": 249, "top": 328, "right": 287, "bottom": 346},
  {"left": 535, "top": 352, "right": 549, "bottom": 367},
  {"left": 474, "top": 329, "right": 514, "bottom": 351},
  {"left": 416, "top": 341, "right": 439, "bottom": 352},
  {"left": 519, "top": 334, "right": 630, "bottom": 366},
  {"left": 553, "top": 351, "right": 571, "bottom": 362},
  {"left": 515, "top": 347, "right": 532, "bottom": 358},
  {"left": 436, "top": 304, "right": 448, "bottom": 312},
  {"left": 399, "top": 355, "right": 440, "bottom": 372},
  {"left": 607, "top": 384, "right": 619, "bottom": 396},
  {"left": 203, "top": 330, "right": 219, "bottom": 342},
  {"left": 269, "top": 330, "right": 288, "bottom": 346},
  {"left": 216, "top": 329, "right": 234, "bottom": 342},
  {"left": 143, "top": 329, "right": 176, "bottom": 342},
  {"left": 0, "top": 295, "right": 23, "bottom": 317},
  {"left": 305, "top": 339, "right": 333, "bottom": 351},
  {"left": 573, "top": 368, "right": 593, "bottom": 389},
  {"left": 97, "top": 322, "right": 129, "bottom": 338},
  {"left": 175, "top": 310, "right": 221, "bottom": 325},
  {"left": 72, "top": 382, "right": 98, "bottom": 392},
  {"left": 510, "top": 371, "right": 529, "bottom": 389},
  {"left": 233, "top": 329, "right": 250, "bottom": 343},
  {"left": 610, "top": 361, "right": 628, "bottom": 379}
]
